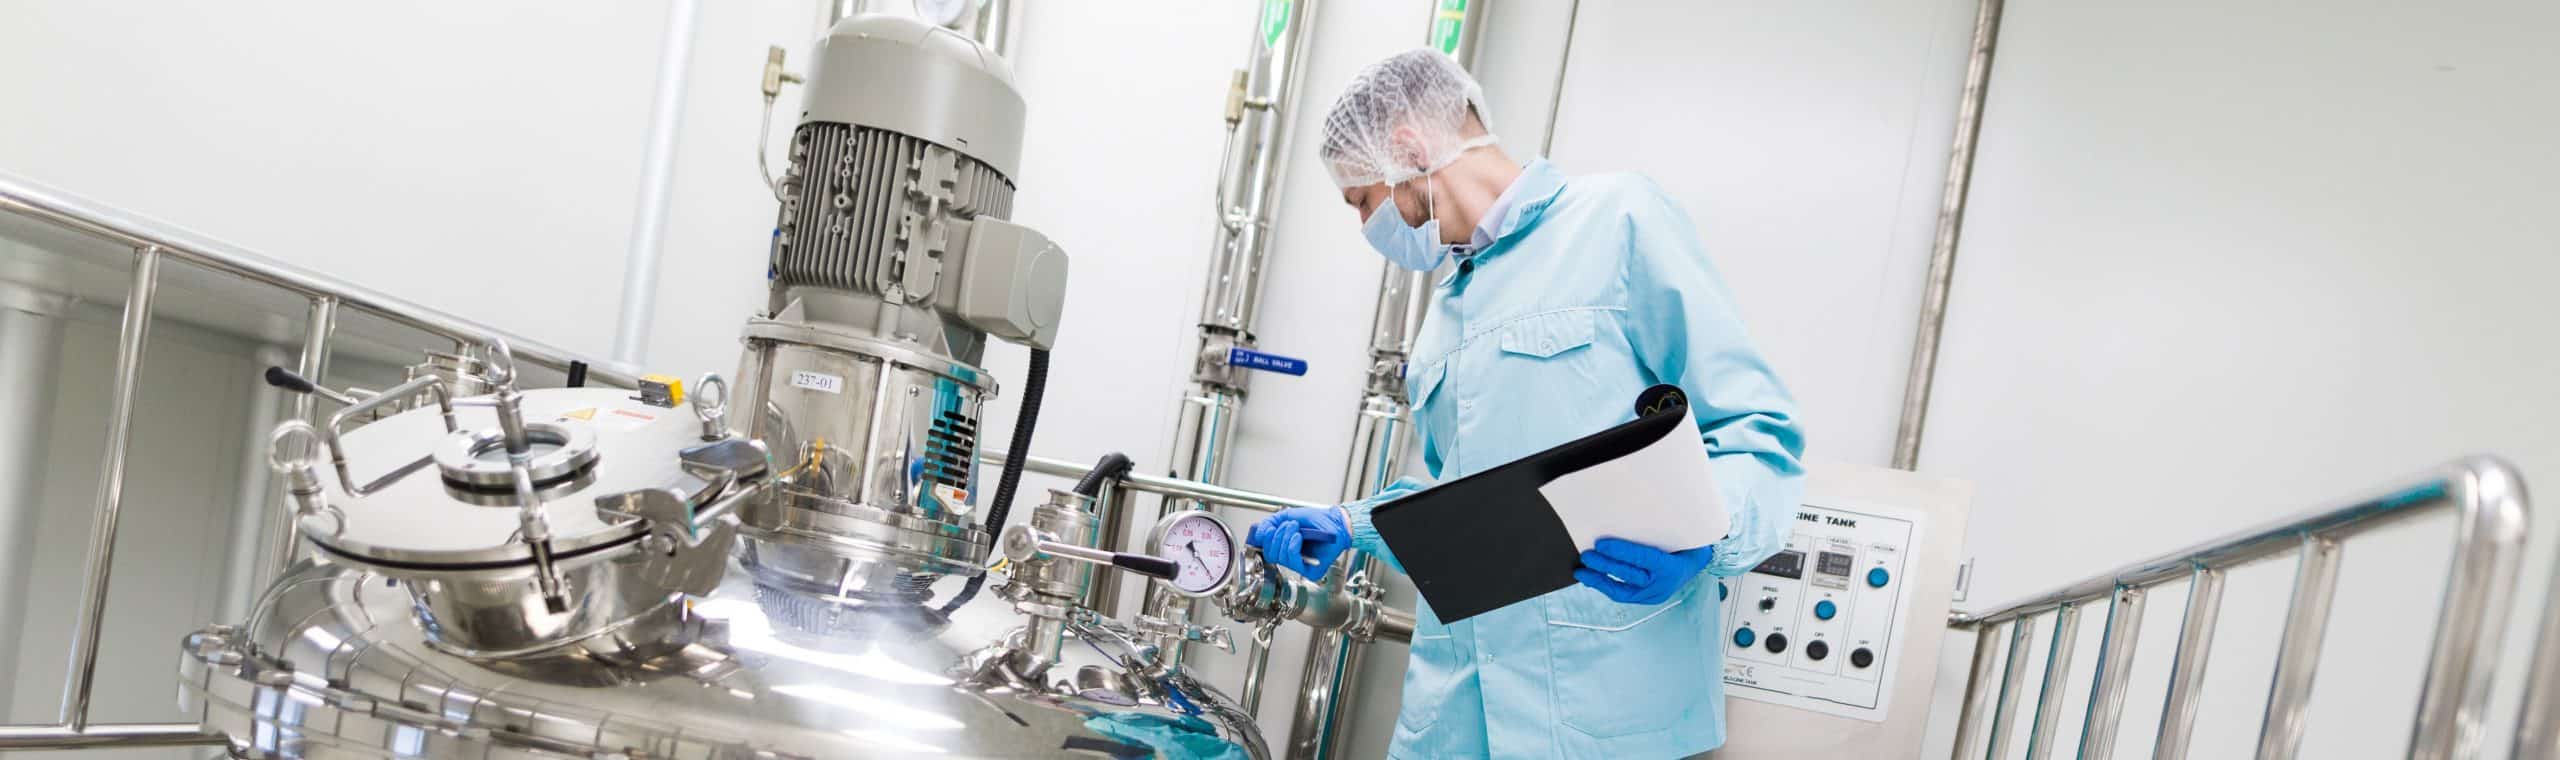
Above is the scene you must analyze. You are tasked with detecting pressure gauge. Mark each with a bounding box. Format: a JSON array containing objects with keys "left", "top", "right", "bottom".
[{"left": 1145, "top": 511, "right": 1237, "bottom": 597}]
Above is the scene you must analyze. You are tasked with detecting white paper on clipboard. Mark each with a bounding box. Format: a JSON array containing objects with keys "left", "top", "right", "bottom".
[{"left": 1535, "top": 422, "right": 1726, "bottom": 552}]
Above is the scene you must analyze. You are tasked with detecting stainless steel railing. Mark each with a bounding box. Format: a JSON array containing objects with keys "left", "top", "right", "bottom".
[
  {"left": 0, "top": 172, "right": 644, "bottom": 749},
  {"left": 1942, "top": 456, "right": 2532, "bottom": 760}
]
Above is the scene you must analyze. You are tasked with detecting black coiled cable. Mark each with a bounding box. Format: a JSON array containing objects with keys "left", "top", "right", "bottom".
[{"left": 939, "top": 348, "right": 1049, "bottom": 616}]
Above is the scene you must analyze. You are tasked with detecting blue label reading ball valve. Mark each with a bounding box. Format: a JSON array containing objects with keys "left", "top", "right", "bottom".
[{"left": 1228, "top": 348, "right": 1308, "bottom": 376}]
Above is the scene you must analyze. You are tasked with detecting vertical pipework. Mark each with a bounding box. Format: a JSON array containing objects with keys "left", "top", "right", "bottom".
[
  {"left": 1155, "top": 0, "right": 1321, "bottom": 653},
  {"left": 1889, "top": 0, "right": 2005, "bottom": 470},
  {"left": 610, "top": 0, "right": 701, "bottom": 364}
]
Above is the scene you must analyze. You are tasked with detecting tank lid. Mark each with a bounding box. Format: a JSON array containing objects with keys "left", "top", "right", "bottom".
[{"left": 300, "top": 388, "right": 704, "bottom": 568}]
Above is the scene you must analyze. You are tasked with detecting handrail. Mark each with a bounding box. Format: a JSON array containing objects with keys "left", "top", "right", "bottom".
[
  {"left": 977, "top": 449, "right": 1327, "bottom": 515},
  {"left": 0, "top": 171, "right": 641, "bottom": 387},
  {"left": 1944, "top": 456, "right": 2530, "bottom": 760},
  {"left": 0, "top": 170, "right": 646, "bottom": 740}
]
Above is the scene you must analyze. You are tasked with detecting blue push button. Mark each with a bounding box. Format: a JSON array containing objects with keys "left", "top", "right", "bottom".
[
  {"left": 1867, "top": 567, "right": 1891, "bottom": 588},
  {"left": 1717, "top": 582, "right": 1728, "bottom": 601},
  {"left": 1814, "top": 600, "right": 1838, "bottom": 620},
  {"left": 1733, "top": 627, "right": 1756, "bottom": 648}
]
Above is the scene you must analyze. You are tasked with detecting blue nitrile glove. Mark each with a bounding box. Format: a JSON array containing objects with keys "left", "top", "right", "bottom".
[
  {"left": 1575, "top": 538, "right": 1715, "bottom": 605},
  {"left": 1246, "top": 507, "right": 1350, "bottom": 580}
]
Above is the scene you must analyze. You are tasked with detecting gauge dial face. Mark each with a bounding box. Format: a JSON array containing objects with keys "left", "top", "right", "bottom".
[{"left": 1155, "top": 513, "right": 1235, "bottom": 595}]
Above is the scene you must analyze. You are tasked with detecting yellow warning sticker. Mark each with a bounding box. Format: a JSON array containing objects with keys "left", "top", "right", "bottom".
[{"left": 560, "top": 408, "right": 598, "bottom": 421}]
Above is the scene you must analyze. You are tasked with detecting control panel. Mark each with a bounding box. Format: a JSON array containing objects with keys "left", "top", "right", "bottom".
[{"left": 1720, "top": 499, "right": 1922, "bottom": 723}]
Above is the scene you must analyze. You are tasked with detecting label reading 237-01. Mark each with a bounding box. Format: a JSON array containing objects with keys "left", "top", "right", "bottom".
[{"left": 790, "top": 371, "right": 844, "bottom": 394}]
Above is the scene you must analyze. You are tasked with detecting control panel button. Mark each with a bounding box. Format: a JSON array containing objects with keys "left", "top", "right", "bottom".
[
  {"left": 1757, "top": 596, "right": 1777, "bottom": 613},
  {"left": 1805, "top": 640, "right": 1830, "bottom": 661},
  {"left": 1718, "top": 582, "right": 1728, "bottom": 601},
  {"left": 1733, "top": 627, "right": 1756, "bottom": 648},
  {"left": 1866, "top": 567, "right": 1891, "bottom": 588},
  {"left": 1814, "top": 599, "right": 1838, "bottom": 620},
  {"left": 1850, "top": 647, "right": 1875, "bottom": 669},
  {"left": 1764, "top": 632, "right": 1789, "bottom": 654}
]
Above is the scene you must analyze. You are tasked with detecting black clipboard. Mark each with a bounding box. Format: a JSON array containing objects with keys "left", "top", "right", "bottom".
[{"left": 1369, "top": 384, "right": 1693, "bottom": 622}]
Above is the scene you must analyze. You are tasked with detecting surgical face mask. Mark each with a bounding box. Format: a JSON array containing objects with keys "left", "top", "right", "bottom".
[
  {"left": 1356, "top": 136, "right": 1501, "bottom": 271},
  {"left": 1362, "top": 181, "right": 1448, "bottom": 272}
]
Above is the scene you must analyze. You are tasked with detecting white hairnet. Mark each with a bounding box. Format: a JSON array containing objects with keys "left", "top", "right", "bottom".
[{"left": 1319, "top": 49, "right": 1495, "bottom": 188}]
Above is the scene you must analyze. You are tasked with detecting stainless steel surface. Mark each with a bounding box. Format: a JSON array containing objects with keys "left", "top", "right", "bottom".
[
  {"left": 1948, "top": 457, "right": 2530, "bottom": 760},
  {"left": 2152, "top": 565, "right": 2223, "bottom": 760},
  {"left": 1949, "top": 622, "right": 2005, "bottom": 760},
  {"left": 2407, "top": 461, "right": 2531, "bottom": 760},
  {"left": 734, "top": 321, "right": 998, "bottom": 595},
  {"left": 612, "top": 0, "right": 700, "bottom": 365},
  {"left": 1192, "top": 0, "right": 1318, "bottom": 340},
  {"left": 0, "top": 724, "right": 219, "bottom": 749},
  {"left": 1984, "top": 616, "right": 2037, "bottom": 760},
  {"left": 978, "top": 449, "right": 1321, "bottom": 514},
  {"left": 303, "top": 389, "right": 667, "bottom": 566},
  {"left": 179, "top": 561, "right": 1260, "bottom": 759},
  {"left": 2518, "top": 541, "right": 2560, "bottom": 759},
  {"left": 1890, "top": 0, "right": 2005, "bottom": 471},
  {"left": 2254, "top": 536, "right": 2342, "bottom": 760},
  {"left": 2022, "top": 602, "right": 2081, "bottom": 760},
  {"left": 2076, "top": 586, "right": 2146, "bottom": 760},
  {"left": 0, "top": 172, "right": 643, "bottom": 387},
  {"left": 58, "top": 245, "right": 157, "bottom": 730},
  {"left": 1083, "top": 479, "right": 1136, "bottom": 615},
  {"left": 1951, "top": 458, "right": 2528, "bottom": 626},
  {"left": 976, "top": 0, "right": 1013, "bottom": 55},
  {"left": 262, "top": 295, "right": 337, "bottom": 578}
]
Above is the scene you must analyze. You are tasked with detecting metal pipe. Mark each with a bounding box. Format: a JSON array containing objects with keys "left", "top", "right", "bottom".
[
  {"left": 1191, "top": 0, "right": 1318, "bottom": 338},
  {"left": 1984, "top": 616, "right": 2038, "bottom": 760},
  {"left": 1948, "top": 623, "right": 2005, "bottom": 760},
  {"left": 0, "top": 173, "right": 640, "bottom": 386},
  {"left": 976, "top": 0, "right": 1014, "bottom": 56},
  {"left": 1081, "top": 480, "right": 1136, "bottom": 615},
  {"left": 2152, "top": 565, "right": 2224, "bottom": 760},
  {"left": 1372, "top": 605, "right": 1414, "bottom": 643},
  {"left": 0, "top": 296, "right": 65, "bottom": 721},
  {"left": 1951, "top": 457, "right": 2524, "bottom": 627},
  {"left": 2022, "top": 602, "right": 2082, "bottom": 760},
  {"left": 610, "top": 0, "right": 701, "bottom": 365},
  {"left": 1888, "top": 0, "right": 2005, "bottom": 470},
  {"left": 218, "top": 345, "right": 292, "bottom": 625},
  {"left": 260, "top": 296, "right": 333, "bottom": 578},
  {"left": 0, "top": 724, "right": 222, "bottom": 749},
  {"left": 1537, "top": 0, "right": 1580, "bottom": 157},
  {"left": 58, "top": 246, "right": 160, "bottom": 730},
  {"left": 2254, "top": 536, "right": 2343, "bottom": 760},
  {"left": 2407, "top": 461, "right": 2529, "bottom": 760},
  {"left": 2076, "top": 586, "right": 2147, "bottom": 760},
  {"left": 977, "top": 449, "right": 1323, "bottom": 514},
  {"left": 2518, "top": 559, "right": 2560, "bottom": 760}
]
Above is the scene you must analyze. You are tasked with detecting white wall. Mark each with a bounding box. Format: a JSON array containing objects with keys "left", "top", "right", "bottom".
[{"left": 1920, "top": 0, "right": 2560, "bottom": 757}]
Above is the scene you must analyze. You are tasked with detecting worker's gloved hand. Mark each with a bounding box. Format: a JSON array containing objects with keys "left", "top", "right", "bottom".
[
  {"left": 1575, "top": 538, "right": 1715, "bottom": 605},
  {"left": 1247, "top": 507, "right": 1351, "bottom": 580}
]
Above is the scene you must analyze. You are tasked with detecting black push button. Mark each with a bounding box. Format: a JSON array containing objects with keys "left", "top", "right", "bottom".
[
  {"left": 1850, "top": 648, "right": 1876, "bottom": 669},
  {"left": 1764, "top": 632, "right": 1789, "bottom": 654},
  {"left": 1805, "top": 640, "right": 1830, "bottom": 661}
]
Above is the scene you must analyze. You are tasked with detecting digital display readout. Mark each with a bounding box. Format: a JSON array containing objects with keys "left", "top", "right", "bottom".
[
  {"left": 1816, "top": 551, "right": 1855, "bottom": 578},
  {"left": 1751, "top": 549, "right": 1805, "bottom": 579}
]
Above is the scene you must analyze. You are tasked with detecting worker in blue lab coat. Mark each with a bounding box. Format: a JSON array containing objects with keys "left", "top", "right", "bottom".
[{"left": 1244, "top": 49, "right": 1806, "bottom": 759}]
